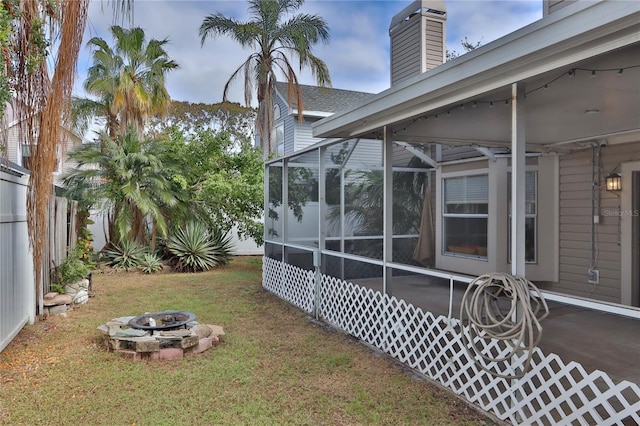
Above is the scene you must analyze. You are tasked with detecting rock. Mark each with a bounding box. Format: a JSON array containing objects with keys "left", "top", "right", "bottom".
[
  {"left": 159, "top": 329, "right": 192, "bottom": 337},
  {"left": 192, "top": 336, "right": 214, "bottom": 354},
  {"left": 192, "top": 324, "right": 212, "bottom": 339},
  {"left": 113, "top": 328, "right": 148, "bottom": 338},
  {"left": 208, "top": 324, "right": 225, "bottom": 337},
  {"left": 43, "top": 294, "right": 72, "bottom": 307},
  {"left": 132, "top": 337, "right": 161, "bottom": 353},
  {"left": 110, "top": 316, "right": 135, "bottom": 325},
  {"left": 48, "top": 304, "right": 68, "bottom": 315},
  {"left": 180, "top": 335, "right": 199, "bottom": 349},
  {"left": 44, "top": 292, "right": 59, "bottom": 300}
]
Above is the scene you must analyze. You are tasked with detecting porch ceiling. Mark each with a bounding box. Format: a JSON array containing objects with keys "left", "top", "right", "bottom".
[
  {"left": 392, "top": 44, "right": 640, "bottom": 150},
  {"left": 313, "top": 1, "right": 640, "bottom": 151}
]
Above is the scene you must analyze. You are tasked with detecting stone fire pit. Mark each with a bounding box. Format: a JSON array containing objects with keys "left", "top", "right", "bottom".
[{"left": 97, "top": 310, "right": 224, "bottom": 361}]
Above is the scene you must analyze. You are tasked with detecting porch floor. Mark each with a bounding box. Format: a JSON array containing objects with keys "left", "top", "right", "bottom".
[{"left": 353, "top": 274, "right": 640, "bottom": 385}]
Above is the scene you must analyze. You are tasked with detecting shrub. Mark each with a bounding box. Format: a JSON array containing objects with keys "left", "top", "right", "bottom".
[
  {"left": 57, "top": 246, "right": 92, "bottom": 285},
  {"left": 138, "top": 252, "right": 164, "bottom": 274},
  {"left": 166, "top": 221, "right": 232, "bottom": 272},
  {"left": 103, "top": 239, "right": 145, "bottom": 270}
]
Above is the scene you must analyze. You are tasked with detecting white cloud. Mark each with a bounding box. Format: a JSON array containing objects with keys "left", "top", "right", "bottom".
[{"left": 77, "top": 0, "right": 542, "bottom": 104}]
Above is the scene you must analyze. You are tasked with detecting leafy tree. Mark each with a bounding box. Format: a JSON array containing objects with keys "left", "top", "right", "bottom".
[
  {"left": 73, "top": 25, "right": 179, "bottom": 139},
  {"left": 62, "top": 130, "right": 178, "bottom": 247},
  {"left": 163, "top": 127, "right": 265, "bottom": 245},
  {"left": 199, "top": 0, "right": 331, "bottom": 156},
  {"left": 146, "top": 100, "right": 256, "bottom": 145}
]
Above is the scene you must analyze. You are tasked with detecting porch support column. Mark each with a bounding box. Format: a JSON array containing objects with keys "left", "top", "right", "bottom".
[
  {"left": 282, "top": 159, "right": 289, "bottom": 264},
  {"left": 383, "top": 126, "right": 393, "bottom": 296},
  {"left": 511, "top": 82, "right": 526, "bottom": 276}
]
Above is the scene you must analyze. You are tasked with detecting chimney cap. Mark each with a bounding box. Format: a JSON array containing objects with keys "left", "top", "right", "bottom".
[{"left": 389, "top": 0, "right": 447, "bottom": 33}]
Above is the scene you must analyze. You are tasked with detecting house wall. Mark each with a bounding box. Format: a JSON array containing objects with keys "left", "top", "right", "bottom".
[
  {"left": 537, "top": 141, "right": 640, "bottom": 304},
  {"left": 5, "top": 124, "right": 22, "bottom": 164},
  {"left": 435, "top": 155, "right": 559, "bottom": 282},
  {"left": 4, "top": 122, "right": 80, "bottom": 185},
  {"left": 294, "top": 118, "right": 321, "bottom": 152}
]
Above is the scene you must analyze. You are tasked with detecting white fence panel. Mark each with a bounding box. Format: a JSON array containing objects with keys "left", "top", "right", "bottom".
[
  {"left": 262, "top": 257, "right": 640, "bottom": 425},
  {"left": 0, "top": 168, "right": 35, "bottom": 352}
]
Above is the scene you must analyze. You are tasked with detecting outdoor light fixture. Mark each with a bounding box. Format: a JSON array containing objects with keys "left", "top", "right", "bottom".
[{"left": 605, "top": 173, "right": 622, "bottom": 192}]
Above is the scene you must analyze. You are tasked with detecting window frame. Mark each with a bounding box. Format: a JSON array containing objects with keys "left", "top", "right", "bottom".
[
  {"left": 507, "top": 170, "right": 538, "bottom": 264},
  {"left": 442, "top": 173, "right": 489, "bottom": 259}
]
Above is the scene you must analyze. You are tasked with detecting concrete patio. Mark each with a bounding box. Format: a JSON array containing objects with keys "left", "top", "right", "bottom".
[{"left": 353, "top": 274, "right": 640, "bottom": 385}]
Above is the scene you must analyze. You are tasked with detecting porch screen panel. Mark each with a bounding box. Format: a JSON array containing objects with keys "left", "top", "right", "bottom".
[
  {"left": 267, "top": 164, "right": 283, "bottom": 242},
  {"left": 340, "top": 139, "right": 384, "bottom": 260},
  {"left": 321, "top": 252, "right": 383, "bottom": 282},
  {"left": 265, "top": 242, "right": 282, "bottom": 261},
  {"left": 392, "top": 170, "right": 429, "bottom": 266},
  {"left": 324, "top": 140, "right": 359, "bottom": 244},
  {"left": 286, "top": 150, "right": 319, "bottom": 248},
  {"left": 443, "top": 174, "right": 488, "bottom": 258}
]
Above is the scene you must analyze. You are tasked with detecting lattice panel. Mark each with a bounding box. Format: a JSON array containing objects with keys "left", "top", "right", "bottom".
[
  {"left": 320, "top": 275, "right": 386, "bottom": 349},
  {"left": 262, "top": 256, "right": 314, "bottom": 313},
  {"left": 264, "top": 259, "right": 640, "bottom": 425}
]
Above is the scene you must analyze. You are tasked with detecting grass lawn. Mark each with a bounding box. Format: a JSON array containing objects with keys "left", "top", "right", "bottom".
[{"left": 0, "top": 256, "right": 494, "bottom": 425}]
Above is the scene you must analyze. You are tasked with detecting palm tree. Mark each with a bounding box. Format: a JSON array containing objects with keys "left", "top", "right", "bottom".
[
  {"left": 63, "top": 130, "right": 178, "bottom": 248},
  {"left": 199, "top": 0, "right": 331, "bottom": 156},
  {"left": 74, "top": 25, "right": 179, "bottom": 139}
]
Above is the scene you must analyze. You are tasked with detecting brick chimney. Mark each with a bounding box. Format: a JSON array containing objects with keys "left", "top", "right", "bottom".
[{"left": 389, "top": 0, "right": 447, "bottom": 85}]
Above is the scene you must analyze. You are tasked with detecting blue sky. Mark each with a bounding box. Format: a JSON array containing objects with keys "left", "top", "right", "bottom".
[{"left": 79, "top": 0, "right": 542, "bottom": 105}]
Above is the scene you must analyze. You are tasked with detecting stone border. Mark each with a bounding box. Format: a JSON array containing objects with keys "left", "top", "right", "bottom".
[{"left": 97, "top": 316, "right": 224, "bottom": 361}]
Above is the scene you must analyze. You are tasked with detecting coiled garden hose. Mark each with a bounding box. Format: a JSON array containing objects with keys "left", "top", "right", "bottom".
[{"left": 460, "top": 273, "right": 549, "bottom": 379}]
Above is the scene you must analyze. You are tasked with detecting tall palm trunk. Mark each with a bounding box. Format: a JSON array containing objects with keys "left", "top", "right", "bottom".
[{"left": 13, "top": 0, "right": 89, "bottom": 318}]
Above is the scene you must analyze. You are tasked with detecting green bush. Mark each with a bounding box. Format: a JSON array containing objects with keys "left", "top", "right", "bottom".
[
  {"left": 103, "top": 239, "right": 145, "bottom": 270},
  {"left": 138, "top": 252, "right": 164, "bottom": 274},
  {"left": 166, "top": 221, "right": 232, "bottom": 272},
  {"left": 57, "top": 246, "right": 92, "bottom": 285}
]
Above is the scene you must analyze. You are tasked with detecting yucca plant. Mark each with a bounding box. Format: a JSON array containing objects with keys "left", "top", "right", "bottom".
[
  {"left": 138, "top": 252, "right": 164, "bottom": 274},
  {"left": 166, "top": 222, "right": 233, "bottom": 272},
  {"left": 103, "top": 239, "right": 145, "bottom": 270}
]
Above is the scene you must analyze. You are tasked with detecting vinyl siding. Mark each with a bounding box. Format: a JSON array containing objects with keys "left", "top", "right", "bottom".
[
  {"left": 283, "top": 114, "right": 295, "bottom": 156},
  {"left": 390, "top": 16, "right": 422, "bottom": 85},
  {"left": 5, "top": 125, "right": 22, "bottom": 164},
  {"left": 390, "top": 15, "right": 444, "bottom": 85},
  {"left": 424, "top": 20, "right": 444, "bottom": 70},
  {"left": 537, "top": 142, "right": 640, "bottom": 304},
  {"left": 545, "top": 0, "right": 579, "bottom": 16},
  {"left": 294, "top": 118, "right": 321, "bottom": 152}
]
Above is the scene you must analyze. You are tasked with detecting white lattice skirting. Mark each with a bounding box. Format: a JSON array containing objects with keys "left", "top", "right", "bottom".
[{"left": 262, "top": 257, "right": 640, "bottom": 425}]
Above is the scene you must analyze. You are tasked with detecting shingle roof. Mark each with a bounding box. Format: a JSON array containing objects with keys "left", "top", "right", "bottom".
[{"left": 274, "top": 81, "right": 373, "bottom": 115}]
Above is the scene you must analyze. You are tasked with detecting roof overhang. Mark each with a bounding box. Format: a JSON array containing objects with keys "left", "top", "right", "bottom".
[
  {"left": 290, "top": 109, "right": 333, "bottom": 118},
  {"left": 313, "top": 0, "right": 640, "bottom": 149}
]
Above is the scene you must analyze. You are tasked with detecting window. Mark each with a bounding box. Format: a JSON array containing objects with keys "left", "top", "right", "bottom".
[
  {"left": 508, "top": 171, "right": 537, "bottom": 263},
  {"left": 275, "top": 123, "right": 284, "bottom": 157},
  {"left": 443, "top": 174, "right": 488, "bottom": 258},
  {"left": 22, "top": 144, "right": 61, "bottom": 172}
]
